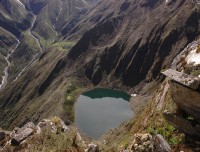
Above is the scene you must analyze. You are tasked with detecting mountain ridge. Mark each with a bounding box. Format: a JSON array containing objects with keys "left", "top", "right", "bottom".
[{"left": 0, "top": 0, "right": 200, "bottom": 151}]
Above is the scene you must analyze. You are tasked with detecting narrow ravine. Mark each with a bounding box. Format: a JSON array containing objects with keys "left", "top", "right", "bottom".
[
  {"left": 52, "top": 0, "right": 64, "bottom": 41},
  {"left": 29, "top": 15, "right": 43, "bottom": 52},
  {"left": 14, "top": 0, "right": 43, "bottom": 81},
  {"left": 14, "top": 15, "right": 42, "bottom": 81},
  {"left": 0, "top": 41, "right": 20, "bottom": 90},
  {"left": 0, "top": 0, "right": 25, "bottom": 89}
]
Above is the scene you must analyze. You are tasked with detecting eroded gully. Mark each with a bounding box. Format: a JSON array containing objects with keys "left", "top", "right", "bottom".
[
  {"left": 0, "top": 0, "right": 43, "bottom": 89},
  {"left": 14, "top": 1, "right": 43, "bottom": 81},
  {"left": 0, "top": 41, "right": 20, "bottom": 90}
]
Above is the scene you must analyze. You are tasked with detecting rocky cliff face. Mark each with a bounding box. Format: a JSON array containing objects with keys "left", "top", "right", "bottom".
[
  {"left": 65, "top": 0, "right": 200, "bottom": 87},
  {"left": 162, "top": 40, "right": 200, "bottom": 144}
]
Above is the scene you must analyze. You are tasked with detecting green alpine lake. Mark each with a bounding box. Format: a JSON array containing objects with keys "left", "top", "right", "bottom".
[{"left": 75, "top": 88, "right": 133, "bottom": 139}]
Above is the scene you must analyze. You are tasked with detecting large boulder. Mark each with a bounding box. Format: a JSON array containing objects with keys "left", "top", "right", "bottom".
[
  {"left": 14, "top": 122, "right": 36, "bottom": 134},
  {"left": 153, "top": 134, "right": 171, "bottom": 152},
  {"left": 11, "top": 128, "right": 34, "bottom": 146},
  {"left": 162, "top": 69, "right": 200, "bottom": 90},
  {"left": 10, "top": 122, "right": 36, "bottom": 146}
]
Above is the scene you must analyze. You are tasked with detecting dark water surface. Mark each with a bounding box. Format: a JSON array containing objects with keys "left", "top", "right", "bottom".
[{"left": 75, "top": 88, "right": 133, "bottom": 139}]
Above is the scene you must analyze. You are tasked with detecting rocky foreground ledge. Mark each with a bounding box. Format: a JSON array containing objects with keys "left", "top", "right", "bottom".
[
  {"left": 0, "top": 116, "right": 173, "bottom": 152},
  {"left": 0, "top": 116, "right": 101, "bottom": 152},
  {"left": 119, "top": 133, "right": 171, "bottom": 152},
  {"left": 0, "top": 117, "right": 69, "bottom": 151}
]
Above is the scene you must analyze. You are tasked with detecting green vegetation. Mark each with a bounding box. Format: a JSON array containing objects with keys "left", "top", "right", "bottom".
[
  {"left": 21, "top": 31, "right": 41, "bottom": 52},
  {"left": 30, "top": 32, "right": 52, "bottom": 50},
  {"left": 29, "top": 33, "right": 76, "bottom": 51},
  {"left": 190, "top": 69, "right": 200, "bottom": 77},
  {"left": 52, "top": 41, "right": 76, "bottom": 52},
  {"left": 39, "top": 37, "right": 53, "bottom": 49},
  {"left": 184, "top": 64, "right": 200, "bottom": 77},
  {"left": 64, "top": 80, "right": 83, "bottom": 121},
  {"left": 147, "top": 124, "right": 184, "bottom": 146}
]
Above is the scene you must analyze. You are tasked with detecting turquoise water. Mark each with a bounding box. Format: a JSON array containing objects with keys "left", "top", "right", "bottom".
[{"left": 75, "top": 88, "right": 133, "bottom": 139}]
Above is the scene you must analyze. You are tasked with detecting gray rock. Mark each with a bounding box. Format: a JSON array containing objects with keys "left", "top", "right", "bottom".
[
  {"left": 15, "top": 122, "right": 35, "bottom": 134},
  {"left": 37, "top": 119, "right": 52, "bottom": 129},
  {"left": 85, "top": 143, "right": 99, "bottom": 152},
  {"left": 130, "top": 133, "right": 153, "bottom": 152},
  {"left": 162, "top": 69, "right": 200, "bottom": 90},
  {"left": 60, "top": 120, "right": 68, "bottom": 132},
  {"left": 141, "top": 134, "right": 152, "bottom": 142},
  {"left": 11, "top": 128, "right": 34, "bottom": 146},
  {"left": 13, "top": 127, "right": 20, "bottom": 133},
  {"left": 37, "top": 118, "right": 68, "bottom": 133},
  {"left": 169, "top": 81, "right": 200, "bottom": 120},
  {"left": 153, "top": 134, "right": 171, "bottom": 152}
]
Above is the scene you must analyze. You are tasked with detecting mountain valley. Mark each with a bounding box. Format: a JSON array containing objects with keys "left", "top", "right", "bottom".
[{"left": 0, "top": 0, "right": 200, "bottom": 151}]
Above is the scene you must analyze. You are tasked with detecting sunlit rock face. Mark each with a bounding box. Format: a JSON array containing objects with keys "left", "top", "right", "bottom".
[
  {"left": 172, "top": 39, "right": 200, "bottom": 77},
  {"left": 185, "top": 45, "right": 200, "bottom": 66}
]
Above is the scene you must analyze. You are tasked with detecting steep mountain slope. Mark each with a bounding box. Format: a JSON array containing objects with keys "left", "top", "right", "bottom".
[
  {"left": 0, "top": 0, "right": 32, "bottom": 38},
  {"left": 0, "top": 0, "right": 100, "bottom": 89},
  {"left": 20, "top": 0, "right": 101, "bottom": 47},
  {"left": 0, "top": 27, "right": 17, "bottom": 77},
  {"left": 0, "top": 0, "right": 102, "bottom": 128},
  {"left": 0, "top": 0, "right": 199, "bottom": 132},
  {"left": 65, "top": 0, "right": 200, "bottom": 87},
  {"left": 0, "top": 0, "right": 200, "bottom": 151},
  {"left": 0, "top": 0, "right": 33, "bottom": 85}
]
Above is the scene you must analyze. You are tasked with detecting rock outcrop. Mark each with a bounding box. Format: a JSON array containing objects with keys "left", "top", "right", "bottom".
[
  {"left": 172, "top": 39, "right": 200, "bottom": 75},
  {"left": 85, "top": 143, "right": 100, "bottom": 152},
  {"left": 130, "top": 133, "right": 154, "bottom": 152},
  {"left": 162, "top": 69, "right": 200, "bottom": 90},
  {"left": 153, "top": 134, "right": 171, "bottom": 152},
  {"left": 11, "top": 126, "right": 34, "bottom": 146},
  {"left": 0, "top": 116, "right": 69, "bottom": 151},
  {"left": 162, "top": 69, "right": 200, "bottom": 120},
  {"left": 162, "top": 68, "right": 200, "bottom": 143},
  {"left": 119, "top": 133, "right": 171, "bottom": 152}
]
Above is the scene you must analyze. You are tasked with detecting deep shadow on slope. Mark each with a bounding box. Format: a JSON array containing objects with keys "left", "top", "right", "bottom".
[{"left": 0, "top": 0, "right": 199, "bottom": 129}]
